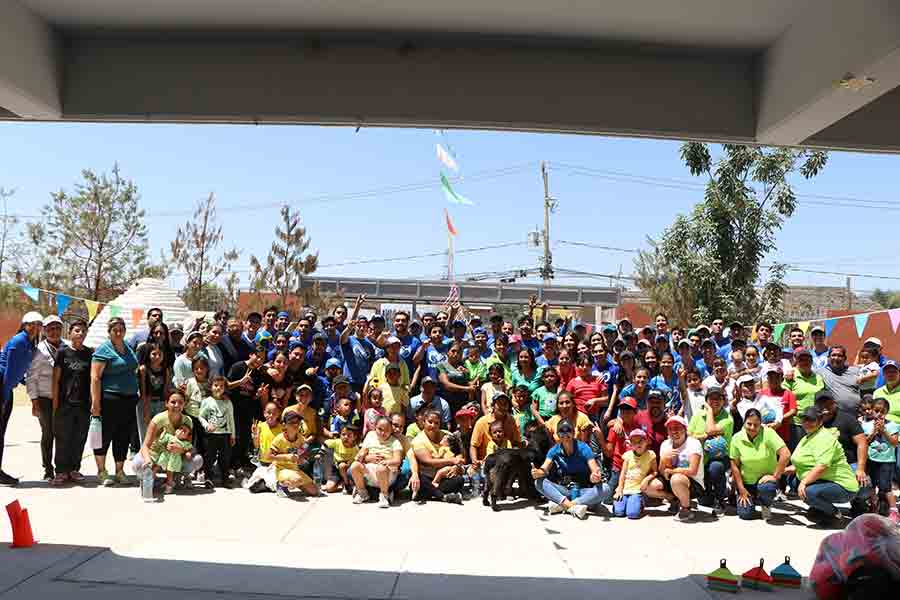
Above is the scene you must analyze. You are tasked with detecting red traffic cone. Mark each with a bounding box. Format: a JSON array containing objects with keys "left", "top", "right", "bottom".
[{"left": 6, "top": 500, "right": 36, "bottom": 548}]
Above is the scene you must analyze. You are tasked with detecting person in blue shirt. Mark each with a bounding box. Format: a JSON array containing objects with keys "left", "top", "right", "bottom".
[
  {"left": 472, "top": 327, "right": 493, "bottom": 360},
  {"left": 418, "top": 312, "right": 437, "bottom": 343},
  {"left": 518, "top": 316, "right": 543, "bottom": 357},
  {"left": 863, "top": 338, "right": 891, "bottom": 388},
  {"left": 537, "top": 334, "right": 560, "bottom": 368},
  {"left": 418, "top": 324, "right": 449, "bottom": 381},
  {"left": 487, "top": 314, "right": 504, "bottom": 347},
  {"left": 391, "top": 310, "right": 421, "bottom": 373},
  {"left": 267, "top": 332, "right": 291, "bottom": 362},
  {"left": 339, "top": 296, "right": 375, "bottom": 394},
  {"left": 694, "top": 339, "right": 717, "bottom": 378},
  {"left": 810, "top": 326, "right": 830, "bottom": 369},
  {"left": 590, "top": 342, "right": 619, "bottom": 399},
  {"left": 531, "top": 418, "right": 611, "bottom": 519},
  {"left": 0, "top": 312, "right": 43, "bottom": 485},
  {"left": 650, "top": 352, "right": 680, "bottom": 413},
  {"left": 320, "top": 315, "right": 343, "bottom": 361},
  {"left": 709, "top": 318, "right": 730, "bottom": 351}
]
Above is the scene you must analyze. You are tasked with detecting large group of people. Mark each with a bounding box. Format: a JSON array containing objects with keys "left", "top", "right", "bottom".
[{"left": 0, "top": 298, "right": 898, "bottom": 528}]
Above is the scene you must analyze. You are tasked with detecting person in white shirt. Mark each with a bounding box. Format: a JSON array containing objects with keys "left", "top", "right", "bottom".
[
  {"left": 733, "top": 374, "right": 782, "bottom": 425},
  {"left": 646, "top": 415, "right": 705, "bottom": 523},
  {"left": 26, "top": 315, "right": 67, "bottom": 480}
]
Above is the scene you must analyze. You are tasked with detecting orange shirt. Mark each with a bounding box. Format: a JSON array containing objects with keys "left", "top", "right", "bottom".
[{"left": 470, "top": 414, "right": 522, "bottom": 461}]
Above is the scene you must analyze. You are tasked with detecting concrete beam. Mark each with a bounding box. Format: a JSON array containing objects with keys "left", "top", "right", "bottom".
[
  {"left": 756, "top": 0, "right": 900, "bottom": 146},
  {"left": 0, "top": 0, "right": 62, "bottom": 118},
  {"left": 62, "top": 38, "right": 755, "bottom": 142}
]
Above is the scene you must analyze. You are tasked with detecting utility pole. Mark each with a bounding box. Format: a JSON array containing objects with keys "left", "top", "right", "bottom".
[
  {"left": 846, "top": 276, "right": 853, "bottom": 310},
  {"left": 541, "top": 161, "right": 555, "bottom": 285}
]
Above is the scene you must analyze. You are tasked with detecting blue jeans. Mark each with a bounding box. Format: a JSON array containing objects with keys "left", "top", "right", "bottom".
[
  {"left": 805, "top": 481, "right": 853, "bottom": 516},
  {"left": 534, "top": 478, "right": 612, "bottom": 507},
  {"left": 736, "top": 481, "right": 777, "bottom": 520},
  {"left": 605, "top": 470, "right": 620, "bottom": 505},
  {"left": 705, "top": 458, "right": 727, "bottom": 501},
  {"left": 613, "top": 493, "right": 644, "bottom": 519},
  {"left": 391, "top": 458, "right": 412, "bottom": 493}
]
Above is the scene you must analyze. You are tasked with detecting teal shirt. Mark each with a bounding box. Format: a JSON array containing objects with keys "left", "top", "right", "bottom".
[
  {"left": 861, "top": 419, "right": 900, "bottom": 463},
  {"left": 92, "top": 340, "right": 139, "bottom": 396}
]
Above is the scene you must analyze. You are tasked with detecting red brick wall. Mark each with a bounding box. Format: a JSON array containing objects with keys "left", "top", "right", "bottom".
[{"left": 823, "top": 310, "right": 899, "bottom": 360}]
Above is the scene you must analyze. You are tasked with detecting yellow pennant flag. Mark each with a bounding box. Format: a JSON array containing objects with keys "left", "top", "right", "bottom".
[
  {"left": 85, "top": 300, "right": 100, "bottom": 322},
  {"left": 798, "top": 321, "right": 811, "bottom": 335}
]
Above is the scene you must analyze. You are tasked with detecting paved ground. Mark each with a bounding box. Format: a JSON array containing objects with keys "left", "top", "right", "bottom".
[{"left": 0, "top": 398, "right": 830, "bottom": 599}]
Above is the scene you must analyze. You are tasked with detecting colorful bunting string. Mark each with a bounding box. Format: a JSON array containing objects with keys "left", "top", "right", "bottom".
[
  {"left": 55, "top": 294, "right": 71, "bottom": 316},
  {"left": 772, "top": 323, "right": 786, "bottom": 344},
  {"left": 854, "top": 313, "right": 869, "bottom": 338},
  {"left": 797, "top": 321, "right": 810, "bottom": 334},
  {"left": 22, "top": 286, "right": 39, "bottom": 302},
  {"left": 85, "top": 299, "right": 100, "bottom": 322},
  {"left": 890, "top": 309, "right": 900, "bottom": 334},
  {"left": 109, "top": 305, "right": 121, "bottom": 318},
  {"left": 440, "top": 173, "right": 473, "bottom": 206},
  {"left": 131, "top": 308, "right": 143, "bottom": 328},
  {"left": 824, "top": 318, "right": 837, "bottom": 338},
  {"left": 436, "top": 143, "right": 459, "bottom": 172}
]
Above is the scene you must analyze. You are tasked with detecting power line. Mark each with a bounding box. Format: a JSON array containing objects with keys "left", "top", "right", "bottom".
[{"left": 557, "top": 240, "right": 639, "bottom": 254}]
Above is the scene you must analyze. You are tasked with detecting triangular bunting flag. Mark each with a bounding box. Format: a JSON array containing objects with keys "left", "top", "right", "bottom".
[
  {"left": 56, "top": 294, "right": 72, "bottom": 316},
  {"left": 854, "top": 313, "right": 869, "bottom": 338},
  {"left": 84, "top": 300, "right": 100, "bottom": 322},
  {"left": 773, "top": 323, "right": 786, "bottom": 344},
  {"left": 21, "top": 286, "right": 39, "bottom": 302},
  {"left": 889, "top": 309, "right": 900, "bottom": 334},
  {"left": 750, "top": 324, "right": 758, "bottom": 342},
  {"left": 131, "top": 308, "right": 143, "bottom": 328},
  {"left": 109, "top": 305, "right": 121, "bottom": 318},
  {"left": 440, "top": 173, "right": 473, "bottom": 206},
  {"left": 824, "top": 318, "right": 837, "bottom": 338},
  {"left": 797, "top": 321, "right": 810, "bottom": 335},
  {"left": 444, "top": 208, "right": 458, "bottom": 236},
  {"left": 436, "top": 143, "right": 459, "bottom": 171}
]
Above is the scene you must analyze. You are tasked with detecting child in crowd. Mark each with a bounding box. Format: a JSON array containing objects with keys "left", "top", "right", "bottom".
[
  {"left": 484, "top": 419, "right": 511, "bottom": 457},
  {"left": 329, "top": 397, "right": 358, "bottom": 437},
  {"left": 364, "top": 388, "right": 387, "bottom": 435},
  {"left": 406, "top": 401, "right": 430, "bottom": 439},
  {"left": 252, "top": 401, "right": 282, "bottom": 466},
  {"left": 566, "top": 356, "right": 607, "bottom": 423},
  {"left": 199, "top": 375, "right": 236, "bottom": 488},
  {"left": 377, "top": 364, "right": 409, "bottom": 416},
  {"left": 155, "top": 423, "right": 195, "bottom": 494},
  {"left": 532, "top": 367, "right": 561, "bottom": 428},
  {"left": 431, "top": 435, "right": 461, "bottom": 487},
  {"left": 268, "top": 410, "right": 319, "bottom": 498},
  {"left": 743, "top": 346, "right": 761, "bottom": 381},
  {"left": 727, "top": 350, "right": 747, "bottom": 380},
  {"left": 861, "top": 397, "right": 900, "bottom": 524},
  {"left": 613, "top": 428, "right": 657, "bottom": 519},
  {"left": 511, "top": 384, "right": 535, "bottom": 443},
  {"left": 759, "top": 365, "right": 796, "bottom": 443},
  {"left": 680, "top": 369, "right": 706, "bottom": 421},
  {"left": 856, "top": 348, "right": 880, "bottom": 394},
  {"left": 322, "top": 424, "right": 361, "bottom": 494},
  {"left": 350, "top": 416, "right": 404, "bottom": 507},
  {"left": 556, "top": 350, "right": 576, "bottom": 390},
  {"left": 184, "top": 356, "right": 211, "bottom": 479},
  {"left": 464, "top": 343, "right": 487, "bottom": 383},
  {"left": 604, "top": 396, "right": 638, "bottom": 494}
]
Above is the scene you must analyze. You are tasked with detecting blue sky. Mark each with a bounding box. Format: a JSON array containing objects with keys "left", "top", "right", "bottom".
[{"left": 2, "top": 121, "right": 898, "bottom": 295}]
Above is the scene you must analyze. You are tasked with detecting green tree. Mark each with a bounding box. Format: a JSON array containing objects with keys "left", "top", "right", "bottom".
[
  {"left": 249, "top": 206, "right": 319, "bottom": 310},
  {"left": 635, "top": 143, "right": 827, "bottom": 324},
  {"left": 871, "top": 288, "right": 900, "bottom": 309},
  {"left": 167, "top": 193, "right": 239, "bottom": 310},
  {"left": 28, "top": 166, "right": 164, "bottom": 301}
]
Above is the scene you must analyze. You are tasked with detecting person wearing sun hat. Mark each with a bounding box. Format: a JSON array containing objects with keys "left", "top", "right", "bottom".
[
  {"left": 646, "top": 414, "right": 705, "bottom": 522},
  {"left": 0, "top": 311, "right": 44, "bottom": 485}
]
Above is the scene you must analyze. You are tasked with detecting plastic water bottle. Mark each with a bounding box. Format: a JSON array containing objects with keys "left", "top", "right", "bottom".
[
  {"left": 472, "top": 471, "right": 483, "bottom": 497},
  {"left": 140, "top": 467, "right": 155, "bottom": 502},
  {"left": 312, "top": 453, "right": 324, "bottom": 486},
  {"left": 567, "top": 482, "right": 580, "bottom": 501}
]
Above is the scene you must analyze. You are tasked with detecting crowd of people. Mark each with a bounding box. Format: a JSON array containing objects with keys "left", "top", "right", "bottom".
[{"left": 0, "top": 297, "right": 898, "bottom": 527}]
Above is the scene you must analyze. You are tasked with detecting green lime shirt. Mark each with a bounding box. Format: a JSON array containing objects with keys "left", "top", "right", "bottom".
[
  {"left": 688, "top": 408, "right": 734, "bottom": 443},
  {"left": 873, "top": 383, "right": 900, "bottom": 424},
  {"left": 729, "top": 426, "right": 785, "bottom": 485},
  {"left": 791, "top": 427, "right": 860, "bottom": 493},
  {"left": 532, "top": 385, "right": 559, "bottom": 419},
  {"left": 785, "top": 371, "right": 824, "bottom": 425}
]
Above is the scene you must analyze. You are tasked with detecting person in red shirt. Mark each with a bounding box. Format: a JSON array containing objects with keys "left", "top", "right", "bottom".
[
  {"left": 634, "top": 391, "right": 669, "bottom": 456},
  {"left": 604, "top": 396, "right": 638, "bottom": 495},
  {"left": 760, "top": 365, "right": 796, "bottom": 443},
  {"left": 566, "top": 356, "right": 608, "bottom": 421},
  {"left": 556, "top": 350, "right": 576, "bottom": 390}
]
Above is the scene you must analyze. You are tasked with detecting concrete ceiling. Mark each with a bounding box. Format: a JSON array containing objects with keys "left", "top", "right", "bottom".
[
  {"left": 21, "top": 0, "right": 800, "bottom": 50},
  {"left": 3, "top": 0, "right": 900, "bottom": 153}
]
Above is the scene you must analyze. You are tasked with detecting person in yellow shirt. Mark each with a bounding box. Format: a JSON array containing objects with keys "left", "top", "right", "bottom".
[
  {"left": 485, "top": 419, "right": 512, "bottom": 457},
  {"left": 282, "top": 384, "right": 322, "bottom": 442},
  {"left": 253, "top": 401, "right": 282, "bottom": 466},
  {"left": 322, "top": 424, "right": 361, "bottom": 493},
  {"left": 366, "top": 337, "right": 411, "bottom": 391},
  {"left": 612, "top": 429, "right": 658, "bottom": 519},
  {"left": 377, "top": 364, "right": 410, "bottom": 416},
  {"left": 267, "top": 411, "right": 319, "bottom": 498}
]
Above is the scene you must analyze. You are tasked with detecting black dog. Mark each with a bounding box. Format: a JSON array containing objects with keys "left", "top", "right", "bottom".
[{"left": 482, "top": 423, "right": 553, "bottom": 511}]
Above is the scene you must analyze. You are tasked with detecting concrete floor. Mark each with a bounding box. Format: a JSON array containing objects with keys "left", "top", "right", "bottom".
[{"left": 0, "top": 399, "right": 827, "bottom": 599}]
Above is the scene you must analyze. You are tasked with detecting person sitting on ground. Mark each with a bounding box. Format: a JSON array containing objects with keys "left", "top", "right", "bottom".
[
  {"left": 131, "top": 392, "right": 204, "bottom": 492},
  {"left": 322, "top": 424, "right": 361, "bottom": 494},
  {"left": 267, "top": 410, "right": 320, "bottom": 499},
  {"left": 484, "top": 419, "right": 512, "bottom": 458},
  {"left": 545, "top": 391, "right": 591, "bottom": 442},
  {"left": 155, "top": 423, "right": 195, "bottom": 494},
  {"left": 429, "top": 435, "right": 460, "bottom": 488},
  {"left": 411, "top": 409, "right": 465, "bottom": 504},
  {"left": 531, "top": 418, "right": 611, "bottom": 520},
  {"left": 349, "top": 416, "right": 403, "bottom": 507},
  {"left": 687, "top": 385, "right": 734, "bottom": 514},
  {"left": 328, "top": 396, "right": 359, "bottom": 438},
  {"left": 604, "top": 396, "right": 639, "bottom": 495},
  {"left": 469, "top": 393, "right": 522, "bottom": 470},
  {"left": 790, "top": 405, "right": 861, "bottom": 528},
  {"left": 646, "top": 415, "right": 705, "bottom": 522},
  {"left": 613, "top": 428, "right": 657, "bottom": 519},
  {"left": 729, "top": 408, "right": 790, "bottom": 523},
  {"left": 252, "top": 401, "right": 282, "bottom": 466}
]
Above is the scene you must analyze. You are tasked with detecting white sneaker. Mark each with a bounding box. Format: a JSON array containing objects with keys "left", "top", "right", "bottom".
[
  {"left": 760, "top": 505, "right": 773, "bottom": 522},
  {"left": 378, "top": 493, "right": 390, "bottom": 508},
  {"left": 569, "top": 504, "right": 589, "bottom": 520},
  {"left": 196, "top": 472, "right": 206, "bottom": 485},
  {"left": 547, "top": 502, "right": 566, "bottom": 515},
  {"left": 352, "top": 491, "right": 369, "bottom": 505}
]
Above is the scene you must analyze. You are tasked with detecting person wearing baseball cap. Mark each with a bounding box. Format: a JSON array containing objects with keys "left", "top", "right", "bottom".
[
  {"left": 408, "top": 376, "right": 450, "bottom": 429},
  {"left": 645, "top": 413, "right": 705, "bottom": 522},
  {"left": 0, "top": 312, "right": 44, "bottom": 485},
  {"left": 531, "top": 417, "right": 610, "bottom": 520},
  {"left": 809, "top": 325, "right": 829, "bottom": 369},
  {"left": 785, "top": 347, "right": 825, "bottom": 450},
  {"left": 612, "top": 428, "right": 656, "bottom": 519},
  {"left": 367, "top": 335, "right": 411, "bottom": 391},
  {"left": 790, "top": 402, "right": 861, "bottom": 527},
  {"left": 27, "top": 315, "right": 67, "bottom": 482},
  {"left": 687, "top": 385, "right": 734, "bottom": 514},
  {"left": 606, "top": 397, "right": 639, "bottom": 493}
]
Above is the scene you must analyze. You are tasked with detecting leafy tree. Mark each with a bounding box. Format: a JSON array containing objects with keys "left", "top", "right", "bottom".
[
  {"left": 167, "top": 193, "right": 239, "bottom": 310},
  {"left": 249, "top": 206, "right": 319, "bottom": 310},
  {"left": 635, "top": 143, "right": 827, "bottom": 324},
  {"left": 871, "top": 288, "right": 900, "bottom": 309},
  {"left": 28, "top": 166, "right": 164, "bottom": 301}
]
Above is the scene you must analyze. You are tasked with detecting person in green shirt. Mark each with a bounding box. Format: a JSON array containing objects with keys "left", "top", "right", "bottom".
[
  {"left": 510, "top": 347, "right": 545, "bottom": 395},
  {"left": 729, "top": 408, "right": 790, "bottom": 522},
  {"left": 784, "top": 348, "right": 824, "bottom": 450},
  {"left": 791, "top": 405, "right": 861, "bottom": 527},
  {"left": 464, "top": 344, "right": 487, "bottom": 384},
  {"left": 531, "top": 368, "right": 561, "bottom": 425},
  {"left": 872, "top": 360, "right": 900, "bottom": 424},
  {"left": 687, "top": 385, "right": 733, "bottom": 512}
]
